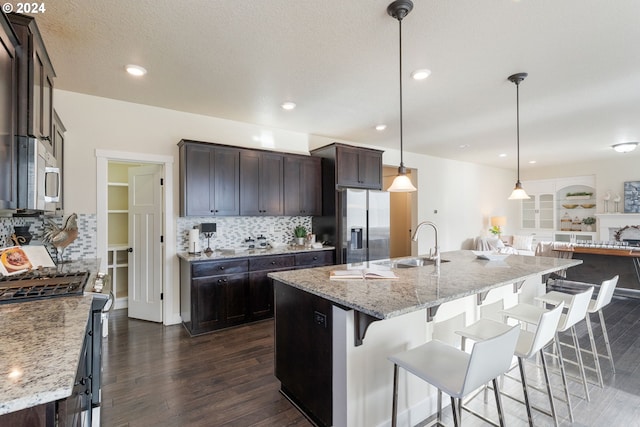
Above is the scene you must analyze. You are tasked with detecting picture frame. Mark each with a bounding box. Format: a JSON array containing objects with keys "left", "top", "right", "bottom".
[{"left": 624, "top": 181, "right": 640, "bottom": 213}]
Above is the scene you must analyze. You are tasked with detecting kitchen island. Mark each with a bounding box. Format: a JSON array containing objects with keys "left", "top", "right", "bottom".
[{"left": 269, "top": 250, "right": 582, "bottom": 427}]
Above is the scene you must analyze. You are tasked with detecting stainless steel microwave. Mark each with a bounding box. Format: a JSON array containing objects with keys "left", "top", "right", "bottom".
[{"left": 16, "top": 136, "right": 61, "bottom": 213}]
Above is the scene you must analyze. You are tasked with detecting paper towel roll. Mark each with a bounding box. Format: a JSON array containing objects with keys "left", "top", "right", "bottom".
[{"left": 188, "top": 228, "right": 201, "bottom": 254}]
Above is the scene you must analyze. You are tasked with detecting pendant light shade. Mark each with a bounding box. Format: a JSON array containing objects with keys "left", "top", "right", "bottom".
[
  {"left": 387, "top": 0, "right": 417, "bottom": 193},
  {"left": 507, "top": 72, "right": 530, "bottom": 200}
]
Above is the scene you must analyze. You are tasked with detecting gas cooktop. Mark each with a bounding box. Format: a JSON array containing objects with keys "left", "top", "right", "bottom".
[{"left": 0, "top": 270, "right": 90, "bottom": 304}]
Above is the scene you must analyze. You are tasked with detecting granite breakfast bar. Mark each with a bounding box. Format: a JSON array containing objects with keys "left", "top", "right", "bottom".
[
  {"left": 269, "top": 250, "right": 582, "bottom": 427},
  {"left": 0, "top": 296, "right": 94, "bottom": 420}
]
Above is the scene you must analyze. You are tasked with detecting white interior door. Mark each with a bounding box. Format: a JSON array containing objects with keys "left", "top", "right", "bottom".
[{"left": 128, "top": 164, "right": 163, "bottom": 322}]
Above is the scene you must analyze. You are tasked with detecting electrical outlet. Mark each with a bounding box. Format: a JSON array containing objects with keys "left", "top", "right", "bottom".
[{"left": 314, "top": 311, "right": 327, "bottom": 328}]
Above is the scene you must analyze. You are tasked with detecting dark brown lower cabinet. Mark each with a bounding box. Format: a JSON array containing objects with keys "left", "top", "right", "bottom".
[
  {"left": 192, "top": 273, "right": 248, "bottom": 332},
  {"left": 180, "top": 250, "right": 335, "bottom": 335}
]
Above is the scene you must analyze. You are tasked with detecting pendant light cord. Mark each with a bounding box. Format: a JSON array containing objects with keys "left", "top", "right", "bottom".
[
  {"left": 516, "top": 80, "right": 520, "bottom": 182},
  {"left": 398, "top": 18, "right": 404, "bottom": 167}
]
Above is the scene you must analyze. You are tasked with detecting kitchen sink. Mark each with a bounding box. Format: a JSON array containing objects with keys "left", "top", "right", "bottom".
[
  {"left": 396, "top": 257, "right": 450, "bottom": 268},
  {"left": 375, "top": 257, "right": 450, "bottom": 269}
]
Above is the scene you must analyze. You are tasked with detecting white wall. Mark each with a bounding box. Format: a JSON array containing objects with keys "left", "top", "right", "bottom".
[{"left": 54, "top": 89, "right": 520, "bottom": 324}]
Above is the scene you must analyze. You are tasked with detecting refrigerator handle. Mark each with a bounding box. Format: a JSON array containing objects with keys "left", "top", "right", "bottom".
[{"left": 350, "top": 228, "right": 363, "bottom": 250}]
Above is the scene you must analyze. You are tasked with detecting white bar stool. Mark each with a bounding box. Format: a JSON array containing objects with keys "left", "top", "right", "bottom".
[
  {"left": 500, "top": 286, "right": 594, "bottom": 423},
  {"left": 456, "top": 302, "right": 565, "bottom": 427},
  {"left": 538, "top": 275, "right": 619, "bottom": 387},
  {"left": 388, "top": 324, "right": 519, "bottom": 427}
]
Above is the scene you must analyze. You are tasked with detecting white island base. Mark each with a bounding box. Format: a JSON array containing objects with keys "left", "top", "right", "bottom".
[{"left": 331, "top": 278, "right": 541, "bottom": 427}]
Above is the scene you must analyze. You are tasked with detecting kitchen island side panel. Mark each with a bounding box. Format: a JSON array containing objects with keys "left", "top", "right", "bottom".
[{"left": 274, "top": 281, "right": 332, "bottom": 427}]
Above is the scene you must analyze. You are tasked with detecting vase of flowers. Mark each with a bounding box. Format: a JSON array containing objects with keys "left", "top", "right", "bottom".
[{"left": 489, "top": 225, "right": 501, "bottom": 236}]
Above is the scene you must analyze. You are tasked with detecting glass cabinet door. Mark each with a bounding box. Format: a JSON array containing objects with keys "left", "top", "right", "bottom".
[
  {"left": 521, "top": 194, "right": 555, "bottom": 229},
  {"left": 521, "top": 197, "right": 536, "bottom": 229},
  {"left": 539, "top": 194, "right": 555, "bottom": 229}
]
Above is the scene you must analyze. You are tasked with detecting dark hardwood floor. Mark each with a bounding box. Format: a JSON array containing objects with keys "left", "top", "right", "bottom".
[
  {"left": 101, "top": 312, "right": 312, "bottom": 427},
  {"left": 101, "top": 296, "right": 640, "bottom": 427}
]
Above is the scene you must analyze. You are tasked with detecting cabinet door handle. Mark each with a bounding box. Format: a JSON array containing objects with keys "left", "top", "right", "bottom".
[
  {"left": 313, "top": 256, "right": 318, "bottom": 260},
  {"left": 271, "top": 261, "right": 276, "bottom": 265},
  {"left": 219, "top": 266, "right": 225, "bottom": 270},
  {"left": 128, "top": 247, "right": 133, "bottom": 253}
]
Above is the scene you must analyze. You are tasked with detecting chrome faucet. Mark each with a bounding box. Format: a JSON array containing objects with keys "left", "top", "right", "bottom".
[{"left": 411, "top": 221, "right": 440, "bottom": 269}]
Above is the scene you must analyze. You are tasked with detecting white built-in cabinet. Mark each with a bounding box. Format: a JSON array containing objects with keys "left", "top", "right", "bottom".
[
  {"left": 519, "top": 175, "right": 596, "bottom": 243},
  {"left": 107, "top": 162, "right": 136, "bottom": 309}
]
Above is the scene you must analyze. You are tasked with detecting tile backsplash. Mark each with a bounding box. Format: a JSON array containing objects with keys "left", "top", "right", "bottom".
[
  {"left": 1, "top": 214, "right": 314, "bottom": 259},
  {"left": 176, "top": 216, "right": 313, "bottom": 252},
  {"left": 0, "top": 214, "right": 97, "bottom": 261}
]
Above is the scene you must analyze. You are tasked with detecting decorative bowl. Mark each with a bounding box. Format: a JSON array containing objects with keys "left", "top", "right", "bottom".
[
  {"left": 580, "top": 204, "right": 595, "bottom": 208},
  {"left": 562, "top": 204, "right": 578, "bottom": 209}
]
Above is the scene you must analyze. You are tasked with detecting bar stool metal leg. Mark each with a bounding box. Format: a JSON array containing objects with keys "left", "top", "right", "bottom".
[
  {"left": 599, "top": 310, "right": 616, "bottom": 373},
  {"left": 517, "top": 356, "right": 534, "bottom": 427},
  {"left": 555, "top": 335, "right": 574, "bottom": 422},
  {"left": 585, "top": 314, "right": 604, "bottom": 387},
  {"left": 570, "top": 325, "right": 590, "bottom": 401},
  {"left": 450, "top": 397, "right": 460, "bottom": 427},
  {"left": 539, "top": 349, "right": 559, "bottom": 427},
  {"left": 492, "top": 378, "right": 506, "bottom": 427},
  {"left": 391, "top": 364, "right": 398, "bottom": 427}
]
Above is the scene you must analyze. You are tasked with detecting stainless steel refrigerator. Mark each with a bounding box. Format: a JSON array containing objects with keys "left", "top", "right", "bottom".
[{"left": 314, "top": 188, "right": 390, "bottom": 264}]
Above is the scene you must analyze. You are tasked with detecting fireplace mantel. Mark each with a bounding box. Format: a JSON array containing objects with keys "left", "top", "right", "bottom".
[{"left": 596, "top": 213, "right": 640, "bottom": 240}]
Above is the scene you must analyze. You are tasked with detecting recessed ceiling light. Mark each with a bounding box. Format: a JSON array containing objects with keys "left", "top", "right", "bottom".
[
  {"left": 375, "top": 124, "right": 387, "bottom": 131},
  {"left": 125, "top": 64, "right": 147, "bottom": 76},
  {"left": 612, "top": 142, "right": 638, "bottom": 153},
  {"left": 411, "top": 69, "right": 431, "bottom": 80},
  {"left": 459, "top": 144, "right": 470, "bottom": 149},
  {"left": 499, "top": 153, "right": 507, "bottom": 158},
  {"left": 528, "top": 160, "right": 537, "bottom": 164},
  {"left": 281, "top": 101, "right": 296, "bottom": 110}
]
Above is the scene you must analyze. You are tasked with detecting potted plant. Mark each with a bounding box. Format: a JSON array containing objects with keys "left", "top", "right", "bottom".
[
  {"left": 294, "top": 225, "right": 307, "bottom": 245},
  {"left": 582, "top": 216, "right": 596, "bottom": 231}
]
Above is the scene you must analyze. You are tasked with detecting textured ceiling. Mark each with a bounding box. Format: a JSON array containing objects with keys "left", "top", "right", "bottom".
[{"left": 26, "top": 0, "right": 640, "bottom": 169}]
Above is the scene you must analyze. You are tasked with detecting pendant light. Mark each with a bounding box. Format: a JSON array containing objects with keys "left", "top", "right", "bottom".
[
  {"left": 386, "top": 0, "right": 417, "bottom": 192},
  {"left": 507, "top": 72, "right": 530, "bottom": 200}
]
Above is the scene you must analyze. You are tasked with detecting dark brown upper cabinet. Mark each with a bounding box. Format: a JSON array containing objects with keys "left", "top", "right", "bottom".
[
  {"left": 240, "top": 150, "right": 283, "bottom": 216},
  {"left": 284, "top": 155, "right": 322, "bottom": 216},
  {"left": 311, "top": 143, "right": 384, "bottom": 190},
  {"left": 7, "top": 13, "right": 55, "bottom": 145},
  {"left": 179, "top": 140, "right": 240, "bottom": 216},
  {"left": 0, "top": 13, "right": 18, "bottom": 210}
]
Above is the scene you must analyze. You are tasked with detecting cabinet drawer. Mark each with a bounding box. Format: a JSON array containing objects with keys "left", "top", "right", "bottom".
[
  {"left": 192, "top": 259, "right": 248, "bottom": 277},
  {"left": 295, "top": 251, "right": 334, "bottom": 267},
  {"left": 249, "top": 255, "right": 295, "bottom": 271}
]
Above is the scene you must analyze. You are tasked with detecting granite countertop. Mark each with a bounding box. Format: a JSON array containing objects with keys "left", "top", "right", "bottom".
[
  {"left": 177, "top": 245, "right": 334, "bottom": 262},
  {"left": 268, "top": 250, "right": 582, "bottom": 320},
  {"left": 0, "top": 295, "right": 93, "bottom": 415}
]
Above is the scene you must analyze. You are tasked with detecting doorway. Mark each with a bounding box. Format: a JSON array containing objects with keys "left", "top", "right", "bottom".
[
  {"left": 383, "top": 166, "right": 416, "bottom": 258},
  {"left": 96, "top": 150, "right": 175, "bottom": 324}
]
